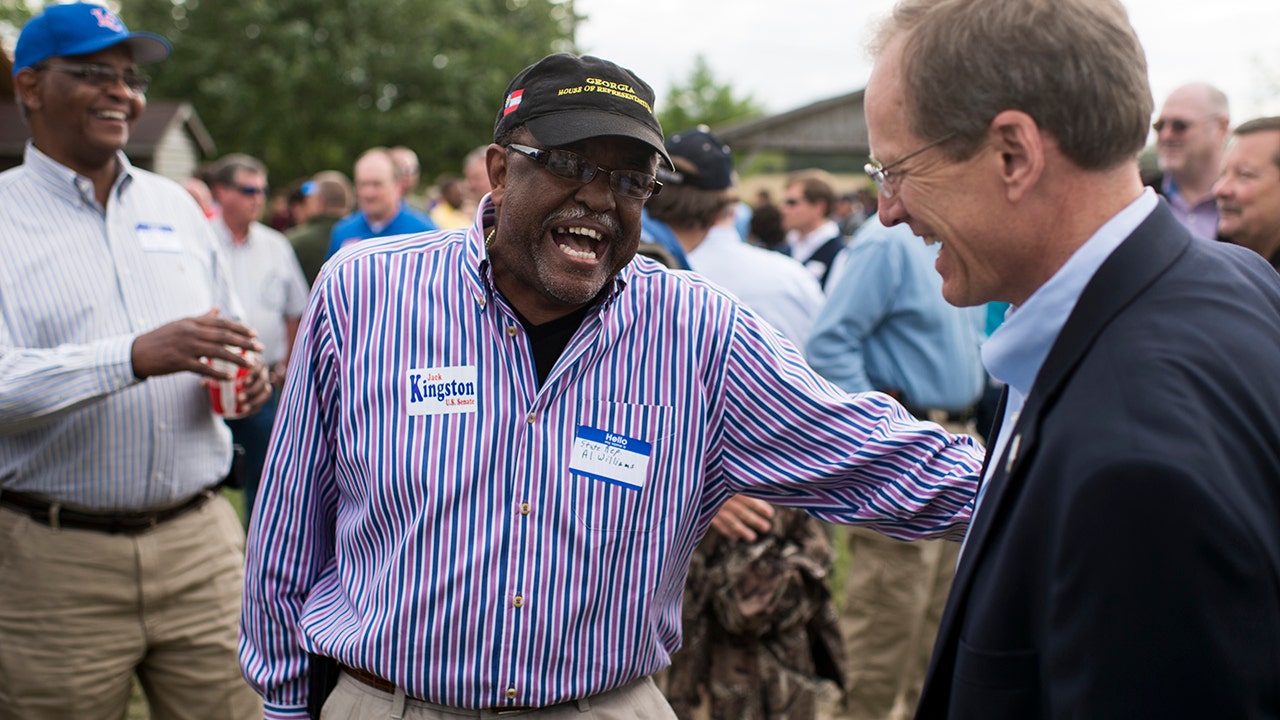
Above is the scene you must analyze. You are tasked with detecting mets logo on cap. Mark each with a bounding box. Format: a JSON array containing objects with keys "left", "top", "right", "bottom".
[
  {"left": 92, "top": 7, "right": 125, "bottom": 32},
  {"left": 503, "top": 89, "right": 524, "bottom": 117}
]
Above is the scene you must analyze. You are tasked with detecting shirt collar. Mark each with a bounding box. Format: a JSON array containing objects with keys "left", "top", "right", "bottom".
[
  {"left": 982, "top": 188, "right": 1159, "bottom": 398},
  {"left": 23, "top": 142, "right": 135, "bottom": 209},
  {"left": 691, "top": 223, "right": 743, "bottom": 257},
  {"left": 788, "top": 219, "right": 841, "bottom": 259}
]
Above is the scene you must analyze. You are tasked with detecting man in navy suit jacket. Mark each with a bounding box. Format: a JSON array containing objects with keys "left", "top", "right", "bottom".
[{"left": 862, "top": 0, "right": 1280, "bottom": 716}]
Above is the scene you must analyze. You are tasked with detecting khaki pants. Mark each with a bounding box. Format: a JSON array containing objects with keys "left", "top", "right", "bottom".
[
  {"left": 835, "top": 529, "right": 958, "bottom": 720},
  {"left": 323, "top": 673, "right": 677, "bottom": 720},
  {"left": 0, "top": 494, "right": 262, "bottom": 720}
]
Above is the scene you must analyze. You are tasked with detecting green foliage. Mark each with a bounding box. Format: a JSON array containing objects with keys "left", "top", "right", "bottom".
[
  {"left": 119, "top": 0, "right": 578, "bottom": 184},
  {"left": 0, "top": 0, "right": 32, "bottom": 25},
  {"left": 0, "top": 0, "right": 34, "bottom": 52},
  {"left": 657, "top": 54, "right": 763, "bottom": 137}
]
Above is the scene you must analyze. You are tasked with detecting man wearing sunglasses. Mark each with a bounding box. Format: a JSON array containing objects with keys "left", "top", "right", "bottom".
[
  {"left": 208, "top": 154, "right": 311, "bottom": 523},
  {"left": 1150, "top": 83, "right": 1231, "bottom": 241},
  {"left": 242, "top": 53, "right": 986, "bottom": 720},
  {"left": 1, "top": 4, "right": 267, "bottom": 718}
]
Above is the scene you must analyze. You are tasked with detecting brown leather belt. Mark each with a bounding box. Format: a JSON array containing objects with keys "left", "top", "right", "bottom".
[
  {"left": 338, "top": 665, "right": 538, "bottom": 715},
  {"left": 0, "top": 488, "right": 214, "bottom": 535},
  {"left": 340, "top": 664, "right": 398, "bottom": 694}
]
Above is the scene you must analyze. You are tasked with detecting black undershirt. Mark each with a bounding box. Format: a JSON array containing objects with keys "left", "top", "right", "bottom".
[{"left": 513, "top": 303, "right": 594, "bottom": 386}]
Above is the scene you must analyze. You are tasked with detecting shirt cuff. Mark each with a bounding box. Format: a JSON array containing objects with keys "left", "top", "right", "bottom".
[
  {"left": 263, "top": 703, "right": 310, "bottom": 720},
  {"left": 98, "top": 334, "right": 144, "bottom": 389}
]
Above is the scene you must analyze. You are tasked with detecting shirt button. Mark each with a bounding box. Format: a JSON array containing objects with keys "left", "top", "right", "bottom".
[
  {"left": 476, "top": 296, "right": 486, "bottom": 308},
  {"left": 513, "top": 595, "right": 524, "bottom": 608},
  {"left": 506, "top": 687, "right": 518, "bottom": 700},
  {"left": 526, "top": 412, "right": 536, "bottom": 424},
  {"left": 506, "top": 325, "right": 518, "bottom": 337},
  {"left": 520, "top": 502, "right": 531, "bottom": 515}
]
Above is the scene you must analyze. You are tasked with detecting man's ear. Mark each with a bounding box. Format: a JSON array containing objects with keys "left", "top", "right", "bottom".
[
  {"left": 13, "top": 68, "right": 43, "bottom": 114},
  {"left": 485, "top": 143, "right": 507, "bottom": 206},
  {"left": 989, "top": 109, "right": 1044, "bottom": 203}
]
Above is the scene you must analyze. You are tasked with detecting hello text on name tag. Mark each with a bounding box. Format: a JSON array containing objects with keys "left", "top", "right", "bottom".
[{"left": 569, "top": 425, "right": 652, "bottom": 491}]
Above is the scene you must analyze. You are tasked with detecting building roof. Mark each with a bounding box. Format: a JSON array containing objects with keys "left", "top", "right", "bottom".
[
  {"left": 0, "top": 99, "right": 215, "bottom": 159},
  {"left": 717, "top": 90, "right": 868, "bottom": 156}
]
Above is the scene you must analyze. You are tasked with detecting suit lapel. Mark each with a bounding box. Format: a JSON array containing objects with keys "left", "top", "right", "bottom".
[{"left": 916, "top": 202, "right": 1195, "bottom": 716}]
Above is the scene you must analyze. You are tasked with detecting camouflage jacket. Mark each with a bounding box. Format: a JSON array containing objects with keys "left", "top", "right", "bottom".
[{"left": 664, "top": 506, "right": 846, "bottom": 720}]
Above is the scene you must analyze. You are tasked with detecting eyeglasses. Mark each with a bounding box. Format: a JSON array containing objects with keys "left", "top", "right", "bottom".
[
  {"left": 506, "top": 143, "right": 662, "bottom": 200},
  {"left": 1152, "top": 119, "right": 1192, "bottom": 134},
  {"left": 864, "top": 133, "right": 956, "bottom": 199},
  {"left": 236, "top": 185, "right": 268, "bottom": 197},
  {"left": 36, "top": 63, "right": 151, "bottom": 95}
]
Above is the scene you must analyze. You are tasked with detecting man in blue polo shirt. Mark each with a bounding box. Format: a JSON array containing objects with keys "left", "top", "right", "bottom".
[{"left": 326, "top": 146, "right": 436, "bottom": 258}]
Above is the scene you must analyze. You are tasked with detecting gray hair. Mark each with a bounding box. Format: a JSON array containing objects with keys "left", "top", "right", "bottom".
[
  {"left": 211, "top": 153, "right": 268, "bottom": 187},
  {"left": 873, "top": 0, "right": 1153, "bottom": 171}
]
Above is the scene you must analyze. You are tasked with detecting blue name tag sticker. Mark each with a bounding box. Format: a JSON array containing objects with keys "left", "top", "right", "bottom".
[
  {"left": 136, "top": 223, "right": 182, "bottom": 253},
  {"left": 569, "top": 425, "right": 652, "bottom": 491},
  {"left": 406, "top": 365, "right": 478, "bottom": 415}
]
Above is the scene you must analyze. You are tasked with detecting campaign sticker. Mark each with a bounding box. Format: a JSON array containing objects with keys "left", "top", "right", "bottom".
[
  {"left": 406, "top": 365, "right": 478, "bottom": 416},
  {"left": 569, "top": 425, "right": 652, "bottom": 491},
  {"left": 137, "top": 223, "right": 182, "bottom": 253}
]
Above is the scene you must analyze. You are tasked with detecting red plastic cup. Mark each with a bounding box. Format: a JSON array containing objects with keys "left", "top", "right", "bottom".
[{"left": 206, "top": 348, "right": 252, "bottom": 419}]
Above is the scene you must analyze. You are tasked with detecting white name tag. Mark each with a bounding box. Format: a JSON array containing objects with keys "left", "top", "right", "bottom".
[
  {"left": 136, "top": 223, "right": 182, "bottom": 253},
  {"left": 569, "top": 425, "right": 652, "bottom": 491},
  {"left": 406, "top": 365, "right": 477, "bottom": 415}
]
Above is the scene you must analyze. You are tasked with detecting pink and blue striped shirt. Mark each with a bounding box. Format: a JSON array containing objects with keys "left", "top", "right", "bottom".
[{"left": 240, "top": 202, "right": 984, "bottom": 719}]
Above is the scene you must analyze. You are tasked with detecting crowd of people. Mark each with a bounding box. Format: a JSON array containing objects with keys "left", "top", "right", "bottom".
[{"left": 2, "top": 2, "right": 1279, "bottom": 720}]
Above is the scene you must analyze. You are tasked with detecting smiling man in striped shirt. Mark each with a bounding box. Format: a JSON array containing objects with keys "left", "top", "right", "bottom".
[{"left": 240, "top": 53, "right": 985, "bottom": 720}]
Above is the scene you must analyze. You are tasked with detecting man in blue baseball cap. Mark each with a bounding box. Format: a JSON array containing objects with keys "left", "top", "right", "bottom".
[{"left": 1, "top": 4, "right": 266, "bottom": 718}]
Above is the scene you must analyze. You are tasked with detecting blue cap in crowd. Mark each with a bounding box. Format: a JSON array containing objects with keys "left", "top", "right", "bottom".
[
  {"left": 13, "top": 3, "right": 171, "bottom": 76},
  {"left": 660, "top": 127, "right": 734, "bottom": 191}
]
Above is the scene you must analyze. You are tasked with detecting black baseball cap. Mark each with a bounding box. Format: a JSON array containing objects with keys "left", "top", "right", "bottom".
[
  {"left": 494, "top": 53, "right": 672, "bottom": 168},
  {"left": 660, "top": 127, "right": 733, "bottom": 190}
]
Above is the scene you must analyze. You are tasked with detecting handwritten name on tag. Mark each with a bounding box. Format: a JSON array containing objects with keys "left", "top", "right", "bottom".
[{"left": 569, "top": 425, "right": 652, "bottom": 491}]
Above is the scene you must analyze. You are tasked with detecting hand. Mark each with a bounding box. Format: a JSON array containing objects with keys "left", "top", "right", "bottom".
[
  {"left": 236, "top": 354, "right": 273, "bottom": 416},
  {"left": 267, "top": 361, "right": 288, "bottom": 390},
  {"left": 131, "top": 308, "right": 264, "bottom": 380},
  {"left": 709, "top": 495, "right": 776, "bottom": 542}
]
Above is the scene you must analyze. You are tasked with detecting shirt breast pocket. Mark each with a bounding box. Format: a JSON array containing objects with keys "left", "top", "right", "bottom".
[
  {"left": 568, "top": 400, "right": 672, "bottom": 533},
  {"left": 259, "top": 271, "right": 289, "bottom": 312}
]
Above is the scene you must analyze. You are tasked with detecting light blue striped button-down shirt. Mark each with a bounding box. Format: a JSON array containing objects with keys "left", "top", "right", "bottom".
[
  {"left": 241, "top": 202, "right": 984, "bottom": 719},
  {"left": 0, "top": 144, "right": 243, "bottom": 509}
]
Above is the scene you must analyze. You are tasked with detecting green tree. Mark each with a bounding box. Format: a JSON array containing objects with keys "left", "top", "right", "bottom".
[
  {"left": 657, "top": 54, "right": 763, "bottom": 136},
  {"left": 0, "top": 0, "right": 34, "bottom": 54},
  {"left": 119, "top": 0, "right": 578, "bottom": 184}
]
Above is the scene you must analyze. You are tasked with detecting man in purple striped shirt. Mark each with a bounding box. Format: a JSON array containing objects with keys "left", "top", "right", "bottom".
[{"left": 241, "top": 53, "right": 985, "bottom": 720}]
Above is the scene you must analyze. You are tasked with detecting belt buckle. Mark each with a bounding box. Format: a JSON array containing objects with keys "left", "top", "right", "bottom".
[{"left": 492, "top": 707, "right": 531, "bottom": 717}]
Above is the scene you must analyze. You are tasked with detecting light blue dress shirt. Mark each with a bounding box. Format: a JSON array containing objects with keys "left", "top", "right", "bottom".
[
  {"left": 806, "top": 218, "right": 984, "bottom": 412},
  {"left": 0, "top": 144, "right": 245, "bottom": 509}
]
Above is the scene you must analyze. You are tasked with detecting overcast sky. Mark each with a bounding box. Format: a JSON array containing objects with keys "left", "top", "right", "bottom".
[{"left": 575, "top": 0, "right": 1280, "bottom": 124}]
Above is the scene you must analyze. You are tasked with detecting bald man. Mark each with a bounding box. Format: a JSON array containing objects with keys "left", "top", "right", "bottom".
[{"left": 1152, "top": 83, "right": 1231, "bottom": 240}]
